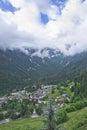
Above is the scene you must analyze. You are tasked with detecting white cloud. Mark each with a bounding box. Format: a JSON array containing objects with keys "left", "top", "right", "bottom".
[{"left": 0, "top": 0, "right": 87, "bottom": 55}]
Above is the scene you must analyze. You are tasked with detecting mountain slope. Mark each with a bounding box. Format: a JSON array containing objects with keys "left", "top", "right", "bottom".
[
  {"left": 0, "top": 48, "right": 87, "bottom": 94},
  {"left": 0, "top": 107, "right": 87, "bottom": 130}
]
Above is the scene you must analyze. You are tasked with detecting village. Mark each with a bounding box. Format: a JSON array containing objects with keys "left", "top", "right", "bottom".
[
  {"left": 0, "top": 84, "right": 71, "bottom": 124},
  {"left": 0, "top": 85, "right": 57, "bottom": 104},
  {"left": 0, "top": 84, "right": 70, "bottom": 108}
]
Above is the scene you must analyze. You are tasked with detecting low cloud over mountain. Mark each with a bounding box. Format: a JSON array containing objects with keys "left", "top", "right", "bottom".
[{"left": 0, "top": 0, "right": 87, "bottom": 55}]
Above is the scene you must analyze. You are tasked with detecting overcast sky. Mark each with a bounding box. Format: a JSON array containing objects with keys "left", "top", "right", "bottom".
[{"left": 0, "top": 0, "right": 87, "bottom": 55}]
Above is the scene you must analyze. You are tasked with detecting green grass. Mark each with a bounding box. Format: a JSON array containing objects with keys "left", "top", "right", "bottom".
[
  {"left": 64, "top": 107, "right": 87, "bottom": 130},
  {"left": 45, "top": 84, "right": 74, "bottom": 100},
  {"left": 0, "top": 117, "right": 43, "bottom": 130},
  {"left": 77, "top": 124, "right": 87, "bottom": 130},
  {"left": 0, "top": 107, "right": 87, "bottom": 130},
  {"left": 66, "top": 87, "right": 74, "bottom": 97},
  {"left": 47, "top": 89, "right": 60, "bottom": 98}
]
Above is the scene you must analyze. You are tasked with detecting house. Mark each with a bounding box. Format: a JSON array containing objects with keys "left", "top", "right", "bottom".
[{"left": 0, "top": 97, "right": 7, "bottom": 104}]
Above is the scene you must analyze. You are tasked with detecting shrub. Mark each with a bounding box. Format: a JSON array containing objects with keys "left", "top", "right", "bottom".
[
  {"left": 0, "top": 113, "right": 4, "bottom": 121},
  {"left": 65, "top": 99, "right": 87, "bottom": 113},
  {"left": 56, "top": 109, "right": 68, "bottom": 124},
  {"left": 65, "top": 105, "right": 76, "bottom": 112}
]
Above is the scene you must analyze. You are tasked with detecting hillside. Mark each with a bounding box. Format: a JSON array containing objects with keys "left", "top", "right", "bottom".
[
  {"left": 64, "top": 107, "right": 87, "bottom": 130},
  {"left": 0, "top": 107, "right": 87, "bottom": 130},
  {"left": 0, "top": 48, "right": 87, "bottom": 94}
]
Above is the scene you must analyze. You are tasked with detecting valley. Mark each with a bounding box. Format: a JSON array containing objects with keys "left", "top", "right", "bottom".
[
  {"left": 0, "top": 0, "right": 87, "bottom": 129},
  {"left": 0, "top": 49, "right": 87, "bottom": 130},
  {"left": 0, "top": 48, "right": 87, "bottom": 95},
  {"left": 0, "top": 74, "right": 87, "bottom": 129}
]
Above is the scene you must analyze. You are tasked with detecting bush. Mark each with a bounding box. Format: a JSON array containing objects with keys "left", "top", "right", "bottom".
[
  {"left": 36, "top": 104, "right": 43, "bottom": 115},
  {"left": 6, "top": 110, "right": 20, "bottom": 119},
  {"left": 73, "top": 97, "right": 81, "bottom": 103},
  {"left": 65, "top": 105, "right": 76, "bottom": 112},
  {"left": 56, "top": 109, "right": 68, "bottom": 124},
  {"left": 51, "top": 88, "right": 55, "bottom": 94},
  {"left": 36, "top": 107, "right": 43, "bottom": 115},
  {"left": 0, "top": 113, "right": 4, "bottom": 121},
  {"left": 65, "top": 99, "right": 87, "bottom": 113}
]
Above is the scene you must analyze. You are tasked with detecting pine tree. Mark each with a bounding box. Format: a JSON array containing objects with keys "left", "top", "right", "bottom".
[{"left": 40, "top": 98, "right": 66, "bottom": 130}]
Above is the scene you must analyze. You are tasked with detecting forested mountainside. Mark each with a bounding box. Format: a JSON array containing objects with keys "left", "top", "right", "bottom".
[{"left": 0, "top": 48, "right": 87, "bottom": 94}]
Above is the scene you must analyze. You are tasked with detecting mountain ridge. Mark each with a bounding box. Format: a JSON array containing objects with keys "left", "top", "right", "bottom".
[{"left": 0, "top": 48, "right": 87, "bottom": 94}]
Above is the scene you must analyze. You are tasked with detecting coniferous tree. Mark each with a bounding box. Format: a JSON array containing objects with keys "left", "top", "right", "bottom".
[
  {"left": 73, "top": 71, "right": 87, "bottom": 99},
  {"left": 40, "top": 98, "right": 66, "bottom": 130}
]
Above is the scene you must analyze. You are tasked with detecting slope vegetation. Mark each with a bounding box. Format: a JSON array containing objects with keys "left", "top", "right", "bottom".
[
  {"left": 0, "top": 48, "right": 87, "bottom": 94},
  {"left": 0, "top": 107, "right": 87, "bottom": 130}
]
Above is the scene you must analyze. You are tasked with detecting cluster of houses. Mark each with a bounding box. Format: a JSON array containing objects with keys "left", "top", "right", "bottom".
[
  {"left": 55, "top": 94, "right": 70, "bottom": 108},
  {"left": 0, "top": 85, "right": 57, "bottom": 105},
  {"left": 0, "top": 97, "right": 7, "bottom": 104},
  {"left": 28, "top": 85, "right": 57, "bottom": 101},
  {"left": 0, "top": 84, "right": 72, "bottom": 124},
  {"left": 0, "top": 84, "right": 70, "bottom": 112}
]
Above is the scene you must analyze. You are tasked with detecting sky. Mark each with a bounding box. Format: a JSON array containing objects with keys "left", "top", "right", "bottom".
[{"left": 0, "top": 0, "right": 87, "bottom": 55}]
